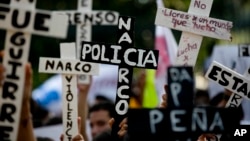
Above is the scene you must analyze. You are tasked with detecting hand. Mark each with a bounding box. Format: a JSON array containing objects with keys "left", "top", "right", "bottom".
[
  {"left": 159, "top": 85, "right": 168, "bottom": 108},
  {"left": 60, "top": 117, "right": 85, "bottom": 141},
  {"left": 118, "top": 118, "right": 128, "bottom": 137},
  {"left": 108, "top": 117, "right": 128, "bottom": 138}
]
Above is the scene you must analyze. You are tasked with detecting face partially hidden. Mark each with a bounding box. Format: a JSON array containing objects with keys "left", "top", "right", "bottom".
[{"left": 89, "top": 109, "right": 112, "bottom": 138}]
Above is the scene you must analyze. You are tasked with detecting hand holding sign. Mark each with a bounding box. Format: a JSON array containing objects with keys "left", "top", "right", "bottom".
[
  {"left": 0, "top": 1, "right": 69, "bottom": 140},
  {"left": 0, "top": 56, "right": 36, "bottom": 141}
]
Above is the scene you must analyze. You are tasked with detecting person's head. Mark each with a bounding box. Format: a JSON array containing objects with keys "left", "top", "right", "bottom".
[
  {"left": 194, "top": 89, "right": 210, "bottom": 106},
  {"left": 94, "top": 94, "right": 114, "bottom": 105},
  {"left": 88, "top": 101, "right": 115, "bottom": 138},
  {"left": 92, "top": 129, "right": 112, "bottom": 141}
]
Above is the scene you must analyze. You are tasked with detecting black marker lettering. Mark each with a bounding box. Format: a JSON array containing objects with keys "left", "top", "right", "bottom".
[
  {"left": 219, "top": 70, "right": 231, "bottom": 86},
  {"left": 12, "top": 10, "right": 31, "bottom": 28},
  {"left": 84, "top": 14, "right": 93, "bottom": 24},
  {"left": 56, "top": 61, "right": 63, "bottom": 70},
  {"left": 6, "top": 61, "right": 21, "bottom": 79},
  {"left": 237, "top": 83, "right": 248, "bottom": 96},
  {"left": 75, "top": 62, "right": 81, "bottom": 71},
  {"left": 0, "top": 104, "right": 16, "bottom": 122},
  {"left": 34, "top": 13, "right": 50, "bottom": 31},
  {"left": 2, "top": 82, "right": 18, "bottom": 100},
  {"left": 67, "top": 103, "right": 72, "bottom": 112},
  {"left": 82, "top": 64, "right": 91, "bottom": 72},
  {"left": 0, "top": 6, "right": 10, "bottom": 20},
  {"left": 105, "top": 12, "right": 116, "bottom": 24},
  {"left": 241, "top": 46, "right": 249, "bottom": 56},
  {"left": 65, "top": 76, "right": 72, "bottom": 83},
  {"left": 0, "top": 126, "right": 13, "bottom": 141},
  {"left": 95, "top": 12, "right": 102, "bottom": 25},
  {"left": 9, "top": 48, "right": 23, "bottom": 59},
  {"left": 232, "top": 76, "right": 243, "bottom": 90},
  {"left": 65, "top": 63, "right": 72, "bottom": 71},
  {"left": 10, "top": 32, "right": 25, "bottom": 46},
  {"left": 45, "top": 60, "right": 55, "bottom": 70},
  {"left": 74, "top": 13, "right": 81, "bottom": 24},
  {"left": 66, "top": 13, "right": 72, "bottom": 24},
  {"left": 0, "top": 0, "right": 11, "bottom": 4},
  {"left": 208, "top": 66, "right": 221, "bottom": 81}
]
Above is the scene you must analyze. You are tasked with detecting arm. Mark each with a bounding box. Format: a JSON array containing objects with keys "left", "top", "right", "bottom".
[
  {"left": 77, "top": 77, "right": 92, "bottom": 141},
  {"left": 17, "top": 63, "right": 37, "bottom": 141},
  {"left": 0, "top": 51, "right": 36, "bottom": 141}
]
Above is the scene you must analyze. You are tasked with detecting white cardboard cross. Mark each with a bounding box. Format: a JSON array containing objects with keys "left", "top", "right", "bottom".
[
  {"left": 155, "top": 0, "right": 233, "bottom": 66},
  {"left": 55, "top": 0, "right": 119, "bottom": 84},
  {"left": 0, "top": 1, "right": 68, "bottom": 140},
  {"left": 39, "top": 42, "right": 99, "bottom": 141}
]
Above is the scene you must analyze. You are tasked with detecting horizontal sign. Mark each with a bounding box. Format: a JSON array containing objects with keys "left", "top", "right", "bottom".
[
  {"left": 167, "top": 66, "right": 194, "bottom": 108},
  {"left": 39, "top": 57, "right": 99, "bottom": 75},
  {"left": 0, "top": 4, "right": 68, "bottom": 38},
  {"left": 81, "top": 42, "right": 158, "bottom": 69},
  {"left": 54, "top": 10, "right": 119, "bottom": 25},
  {"left": 128, "top": 107, "right": 239, "bottom": 141},
  {"left": 155, "top": 7, "right": 232, "bottom": 40},
  {"left": 205, "top": 61, "right": 250, "bottom": 100}
]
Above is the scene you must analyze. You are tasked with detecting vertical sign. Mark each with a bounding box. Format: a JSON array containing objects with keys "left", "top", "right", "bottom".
[
  {"left": 76, "top": 0, "right": 92, "bottom": 83},
  {"left": 80, "top": 16, "right": 159, "bottom": 141},
  {"left": 127, "top": 66, "right": 238, "bottom": 141},
  {"left": 0, "top": 1, "right": 68, "bottom": 140},
  {"left": 60, "top": 43, "right": 79, "bottom": 141},
  {"left": 167, "top": 66, "right": 194, "bottom": 108},
  {"left": 38, "top": 42, "right": 99, "bottom": 141},
  {"left": 205, "top": 61, "right": 250, "bottom": 101}
]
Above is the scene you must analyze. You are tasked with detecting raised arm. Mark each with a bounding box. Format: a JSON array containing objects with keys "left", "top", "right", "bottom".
[{"left": 77, "top": 77, "right": 92, "bottom": 141}]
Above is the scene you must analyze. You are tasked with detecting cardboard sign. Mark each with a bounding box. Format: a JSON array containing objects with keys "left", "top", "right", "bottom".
[
  {"left": 39, "top": 57, "right": 99, "bottom": 75},
  {"left": 127, "top": 107, "right": 239, "bottom": 141},
  {"left": 60, "top": 43, "right": 79, "bottom": 141},
  {"left": 155, "top": 0, "right": 233, "bottom": 67},
  {"left": 53, "top": 0, "right": 119, "bottom": 84},
  {"left": 205, "top": 61, "right": 250, "bottom": 100},
  {"left": 155, "top": 7, "right": 232, "bottom": 40},
  {"left": 55, "top": 10, "right": 119, "bottom": 25},
  {"left": 80, "top": 16, "right": 159, "bottom": 140},
  {"left": 167, "top": 66, "right": 194, "bottom": 108},
  {"left": 0, "top": 4, "right": 68, "bottom": 38},
  {"left": 128, "top": 66, "right": 239, "bottom": 141},
  {"left": 0, "top": 1, "right": 68, "bottom": 141}
]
